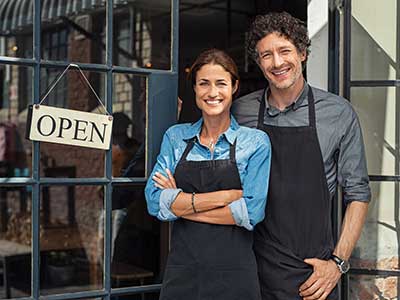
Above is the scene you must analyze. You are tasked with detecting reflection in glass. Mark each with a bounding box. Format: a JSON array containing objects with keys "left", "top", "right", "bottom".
[
  {"left": 111, "top": 185, "right": 165, "bottom": 290},
  {"left": 350, "top": 180, "right": 400, "bottom": 297},
  {"left": 113, "top": 0, "right": 171, "bottom": 69},
  {"left": 39, "top": 68, "right": 106, "bottom": 178},
  {"left": 349, "top": 274, "right": 398, "bottom": 300},
  {"left": 112, "top": 74, "right": 146, "bottom": 178},
  {"left": 40, "top": 185, "right": 104, "bottom": 295},
  {"left": 0, "top": 1, "right": 33, "bottom": 58},
  {"left": 41, "top": 2, "right": 106, "bottom": 64},
  {"left": 111, "top": 292, "right": 160, "bottom": 300},
  {"left": 0, "top": 65, "right": 33, "bottom": 178},
  {"left": 351, "top": 0, "right": 398, "bottom": 80},
  {"left": 0, "top": 188, "right": 31, "bottom": 298},
  {"left": 350, "top": 87, "right": 399, "bottom": 176},
  {"left": 351, "top": 181, "right": 399, "bottom": 274}
]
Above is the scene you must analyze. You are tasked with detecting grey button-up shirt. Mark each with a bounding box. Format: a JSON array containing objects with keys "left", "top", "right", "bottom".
[{"left": 231, "top": 83, "right": 371, "bottom": 204}]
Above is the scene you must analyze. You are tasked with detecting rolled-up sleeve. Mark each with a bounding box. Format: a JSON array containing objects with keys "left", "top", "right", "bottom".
[
  {"left": 145, "top": 130, "right": 180, "bottom": 221},
  {"left": 337, "top": 107, "right": 371, "bottom": 204},
  {"left": 229, "top": 132, "right": 271, "bottom": 230},
  {"left": 229, "top": 198, "right": 251, "bottom": 230}
]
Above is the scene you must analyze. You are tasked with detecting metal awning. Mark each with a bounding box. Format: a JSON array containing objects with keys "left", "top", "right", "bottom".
[{"left": 0, "top": 0, "right": 134, "bottom": 36}]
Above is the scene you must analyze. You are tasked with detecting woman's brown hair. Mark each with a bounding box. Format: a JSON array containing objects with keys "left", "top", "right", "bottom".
[{"left": 188, "top": 48, "right": 240, "bottom": 98}]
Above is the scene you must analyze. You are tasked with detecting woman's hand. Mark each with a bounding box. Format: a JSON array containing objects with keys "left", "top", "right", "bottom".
[{"left": 153, "top": 168, "right": 177, "bottom": 189}]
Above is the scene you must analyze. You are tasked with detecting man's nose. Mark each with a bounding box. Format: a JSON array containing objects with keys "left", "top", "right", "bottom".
[{"left": 272, "top": 53, "right": 284, "bottom": 67}]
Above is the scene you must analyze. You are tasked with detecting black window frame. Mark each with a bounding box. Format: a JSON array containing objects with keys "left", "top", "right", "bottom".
[{"left": 0, "top": 0, "right": 179, "bottom": 299}]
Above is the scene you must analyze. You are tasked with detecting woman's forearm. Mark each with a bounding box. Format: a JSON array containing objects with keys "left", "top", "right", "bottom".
[
  {"left": 171, "top": 189, "right": 242, "bottom": 216},
  {"left": 182, "top": 206, "right": 235, "bottom": 225}
]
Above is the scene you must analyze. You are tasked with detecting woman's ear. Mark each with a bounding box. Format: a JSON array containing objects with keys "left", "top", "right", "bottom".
[{"left": 232, "top": 81, "right": 239, "bottom": 95}]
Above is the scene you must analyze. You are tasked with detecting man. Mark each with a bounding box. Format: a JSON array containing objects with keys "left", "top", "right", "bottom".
[{"left": 232, "top": 12, "right": 370, "bottom": 300}]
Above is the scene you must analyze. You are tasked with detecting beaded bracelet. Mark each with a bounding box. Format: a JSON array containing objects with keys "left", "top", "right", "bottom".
[{"left": 192, "top": 192, "right": 198, "bottom": 213}]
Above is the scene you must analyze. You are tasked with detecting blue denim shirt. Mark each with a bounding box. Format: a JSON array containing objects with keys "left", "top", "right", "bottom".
[{"left": 145, "top": 116, "right": 271, "bottom": 230}]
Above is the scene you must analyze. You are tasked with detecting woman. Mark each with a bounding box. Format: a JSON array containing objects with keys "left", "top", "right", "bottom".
[{"left": 145, "top": 49, "right": 271, "bottom": 300}]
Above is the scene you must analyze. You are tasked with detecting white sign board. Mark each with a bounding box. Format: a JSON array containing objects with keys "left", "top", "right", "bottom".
[{"left": 27, "top": 105, "right": 113, "bottom": 150}]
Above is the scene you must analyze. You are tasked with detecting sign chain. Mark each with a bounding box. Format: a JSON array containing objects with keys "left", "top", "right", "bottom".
[{"left": 39, "top": 64, "right": 110, "bottom": 116}]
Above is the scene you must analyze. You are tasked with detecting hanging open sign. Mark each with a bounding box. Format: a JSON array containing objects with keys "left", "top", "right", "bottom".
[
  {"left": 27, "top": 105, "right": 113, "bottom": 150},
  {"left": 26, "top": 64, "right": 113, "bottom": 150}
]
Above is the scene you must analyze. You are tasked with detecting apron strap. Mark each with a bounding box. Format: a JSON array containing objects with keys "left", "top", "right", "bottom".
[
  {"left": 257, "top": 88, "right": 267, "bottom": 129},
  {"left": 307, "top": 86, "right": 316, "bottom": 128},
  {"left": 179, "top": 138, "right": 196, "bottom": 163},
  {"left": 229, "top": 138, "right": 237, "bottom": 163}
]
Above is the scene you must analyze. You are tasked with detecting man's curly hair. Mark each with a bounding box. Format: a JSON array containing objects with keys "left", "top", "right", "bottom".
[{"left": 247, "top": 12, "right": 311, "bottom": 64}]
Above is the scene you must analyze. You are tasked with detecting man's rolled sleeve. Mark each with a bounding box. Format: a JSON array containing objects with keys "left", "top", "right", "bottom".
[
  {"left": 158, "top": 188, "right": 182, "bottom": 221},
  {"left": 338, "top": 106, "right": 371, "bottom": 204},
  {"left": 229, "top": 198, "right": 252, "bottom": 230}
]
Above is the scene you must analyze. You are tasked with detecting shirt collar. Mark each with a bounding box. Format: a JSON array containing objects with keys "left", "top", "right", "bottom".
[
  {"left": 182, "top": 115, "right": 240, "bottom": 145},
  {"left": 264, "top": 81, "right": 309, "bottom": 117}
]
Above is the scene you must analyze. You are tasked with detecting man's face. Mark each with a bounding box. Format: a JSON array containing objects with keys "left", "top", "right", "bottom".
[{"left": 256, "top": 32, "right": 306, "bottom": 91}]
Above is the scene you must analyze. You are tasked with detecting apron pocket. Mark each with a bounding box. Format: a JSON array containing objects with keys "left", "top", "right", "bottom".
[
  {"left": 200, "top": 267, "right": 261, "bottom": 300},
  {"left": 160, "top": 265, "right": 198, "bottom": 300}
]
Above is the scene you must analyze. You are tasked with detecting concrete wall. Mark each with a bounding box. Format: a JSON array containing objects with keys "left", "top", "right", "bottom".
[{"left": 307, "top": 0, "right": 329, "bottom": 90}]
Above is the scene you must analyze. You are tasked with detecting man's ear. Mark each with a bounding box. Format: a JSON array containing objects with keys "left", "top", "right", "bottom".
[{"left": 300, "top": 49, "right": 307, "bottom": 62}]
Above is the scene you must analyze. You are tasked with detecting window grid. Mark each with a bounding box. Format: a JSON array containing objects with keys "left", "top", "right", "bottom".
[
  {"left": 340, "top": 0, "right": 400, "bottom": 299},
  {"left": 0, "top": 0, "right": 178, "bottom": 299}
]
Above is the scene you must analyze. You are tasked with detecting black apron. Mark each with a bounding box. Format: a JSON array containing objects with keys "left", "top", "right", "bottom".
[
  {"left": 254, "top": 87, "right": 338, "bottom": 300},
  {"left": 160, "top": 138, "right": 261, "bottom": 300}
]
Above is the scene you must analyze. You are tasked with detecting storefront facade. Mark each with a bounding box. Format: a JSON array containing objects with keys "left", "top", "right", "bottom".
[{"left": 0, "top": 0, "right": 398, "bottom": 299}]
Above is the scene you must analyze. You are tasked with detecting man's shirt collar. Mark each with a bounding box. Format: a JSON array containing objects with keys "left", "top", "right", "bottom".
[
  {"left": 182, "top": 115, "right": 240, "bottom": 145},
  {"left": 264, "top": 81, "right": 309, "bottom": 117}
]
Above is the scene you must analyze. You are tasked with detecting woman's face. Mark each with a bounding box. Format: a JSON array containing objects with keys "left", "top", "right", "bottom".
[{"left": 193, "top": 63, "right": 238, "bottom": 119}]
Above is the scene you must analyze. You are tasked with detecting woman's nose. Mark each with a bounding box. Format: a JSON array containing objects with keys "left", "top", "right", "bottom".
[{"left": 208, "top": 85, "right": 218, "bottom": 97}]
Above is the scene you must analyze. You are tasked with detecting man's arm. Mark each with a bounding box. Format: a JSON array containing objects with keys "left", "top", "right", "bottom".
[
  {"left": 333, "top": 201, "right": 369, "bottom": 259},
  {"left": 300, "top": 102, "right": 371, "bottom": 300},
  {"left": 299, "top": 201, "right": 368, "bottom": 300}
]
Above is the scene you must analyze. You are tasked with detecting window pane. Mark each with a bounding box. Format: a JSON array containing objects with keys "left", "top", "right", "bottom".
[
  {"left": 351, "top": 182, "right": 399, "bottom": 272},
  {"left": 41, "top": 2, "right": 106, "bottom": 64},
  {"left": 349, "top": 274, "right": 399, "bottom": 300},
  {"left": 111, "top": 186, "right": 168, "bottom": 288},
  {"left": 350, "top": 87, "right": 399, "bottom": 176},
  {"left": 0, "top": 188, "right": 32, "bottom": 298},
  {"left": 351, "top": 0, "right": 398, "bottom": 80},
  {"left": 113, "top": 0, "right": 171, "bottom": 70},
  {"left": 111, "top": 185, "right": 166, "bottom": 289},
  {"left": 0, "top": 1, "right": 33, "bottom": 58},
  {"left": 112, "top": 74, "right": 146, "bottom": 178},
  {"left": 0, "top": 65, "right": 33, "bottom": 178},
  {"left": 40, "top": 185, "right": 104, "bottom": 295},
  {"left": 39, "top": 68, "right": 106, "bottom": 178},
  {"left": 111, "top": 292, "right": 160, "bottom": 300}
]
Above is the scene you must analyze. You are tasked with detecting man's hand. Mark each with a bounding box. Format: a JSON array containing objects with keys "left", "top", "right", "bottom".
[{"left": 299, "top": 258, "right": 341, "bottom": 300}]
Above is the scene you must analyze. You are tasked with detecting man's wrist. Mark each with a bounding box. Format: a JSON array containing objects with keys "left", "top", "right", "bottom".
[{"left": 330, "top": 254, "right": 351, "bottom": 274}]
